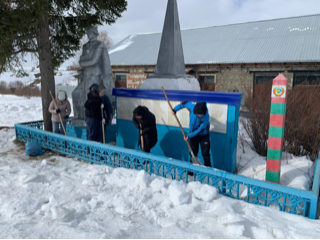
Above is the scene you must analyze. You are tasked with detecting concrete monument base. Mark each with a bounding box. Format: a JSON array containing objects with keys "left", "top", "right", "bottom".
[{"left": 139, "top": 76, "right": 200, "bottom": 91}]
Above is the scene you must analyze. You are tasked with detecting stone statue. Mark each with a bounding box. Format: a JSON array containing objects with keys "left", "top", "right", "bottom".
[{"left": 72, "top": 26, "right": 115, "bottom": 126}]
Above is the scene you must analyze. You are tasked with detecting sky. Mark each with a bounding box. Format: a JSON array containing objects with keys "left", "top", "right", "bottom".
[{"left": 20, "top": 0, "right": 320, "bottom": 69}]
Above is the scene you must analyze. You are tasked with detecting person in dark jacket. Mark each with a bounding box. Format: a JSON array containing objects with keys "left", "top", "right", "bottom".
[
  {"left": 84, "top": 84, "right": 102, "bottom": 142},
  {"left": 172, "top": 101, "right": 212, "bottom": 167},
  {"left": 132, "top": 106, "right": 158, "bottom": 153}
]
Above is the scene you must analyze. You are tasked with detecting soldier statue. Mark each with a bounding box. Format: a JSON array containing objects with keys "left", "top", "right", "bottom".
[{"left": 72, "top": 26, "right": 115, "bottom": 125}]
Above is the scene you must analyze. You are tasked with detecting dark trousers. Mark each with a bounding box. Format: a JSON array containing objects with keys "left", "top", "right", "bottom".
[
  {"left": 189, "top": 134, "right": 212, "bottom": 167},
  {"left": 142, "top": 141, "right": 157, "bottom": 153},
  {"left": 85, "top": 117, "right": 102, "bottom": 142}
]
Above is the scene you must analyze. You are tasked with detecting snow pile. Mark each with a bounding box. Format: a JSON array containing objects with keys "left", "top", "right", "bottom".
[
  {"left": 187, "top": 181, "right": 218, "bottom": 202},
  {"left": 237, "top": 118, "right": 314, "bottom": 191},
  {"left": 168, "top": 180, "right": 190, "bottom": 206},
  {"left": 0, "top": 128, "right": 320, "bottom": 238}
]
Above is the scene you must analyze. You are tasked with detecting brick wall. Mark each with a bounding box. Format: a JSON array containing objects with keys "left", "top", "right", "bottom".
[{"left": 126, "top": 72, "right": 147, "bottom": 88}]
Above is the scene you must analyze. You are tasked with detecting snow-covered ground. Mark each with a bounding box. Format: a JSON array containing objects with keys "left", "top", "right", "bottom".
[
  {"left": 237, "top": 123, "right": 314, "bottom": 191},
  {"left": 0, "top": 68, "right": 78, "bottom": 87},
  {"left": 0, "top": 95, "right": 319, "bottom": 238},
  {"left": 0, "top": 95, "right": 74, "bottom": 127}
]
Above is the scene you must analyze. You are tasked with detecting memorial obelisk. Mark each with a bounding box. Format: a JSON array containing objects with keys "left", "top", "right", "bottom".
[{"left": 139, "top": 0, "right": 200, "bottom": 90}]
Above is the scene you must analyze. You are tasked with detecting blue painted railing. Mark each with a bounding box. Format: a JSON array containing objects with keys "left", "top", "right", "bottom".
[{"left": 14, "top": 120, "right": 320, "bottom": 219}]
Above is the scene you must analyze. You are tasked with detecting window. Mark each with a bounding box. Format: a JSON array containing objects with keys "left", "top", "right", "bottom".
[
  {"left": 294, "top": 72, "right": 320, "bottom": 86},
  {"left": 199, "top": 75, "right": 215, "bottom": 84},
  {"left": 115, "top": 73, "right": 127, "bottom": 82},
  {"left": 254, "top": 72, "right": 278, "bottom": 84}
]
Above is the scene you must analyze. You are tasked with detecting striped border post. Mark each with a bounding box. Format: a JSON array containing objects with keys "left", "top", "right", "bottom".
[{"left": 266, "top": 74, "right": 288, "bottom": 183}]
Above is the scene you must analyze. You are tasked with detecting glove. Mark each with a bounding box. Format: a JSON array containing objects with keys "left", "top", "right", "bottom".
[
  {"left": 64, "top": 115, "right": 69, "bottom": 119},
  {"left": 101, "top": 103, "right": 104, "bottom": 109},
  {"left": 102, "top": 119, "right": 106, "bottom": 124},
  {"left": 172, "top": 109, "right": 176, "bottom": 115},
  {"left": 55, "top": 109, "right": 60, "bottom": 114}
]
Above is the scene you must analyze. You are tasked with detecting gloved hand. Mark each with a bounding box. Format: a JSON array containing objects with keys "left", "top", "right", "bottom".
[
  {"left": 101, "top": 103, "right": 104, "bottom": 109},
  {"left": 102, "top": 118, "right": 106, "bottom": 124},
  {"left": 55, "top": 109, "right": 60, "bottom": 114},
  {"left": 64, "top": 115, "right": 69, "bottom": 119}
]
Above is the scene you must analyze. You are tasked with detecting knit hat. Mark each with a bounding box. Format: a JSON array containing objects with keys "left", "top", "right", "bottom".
[
  {"left": 100, "top": 89, "right": 108, "bottom": 95},
  {"left": 98, "top": 84, "right": 106, "bottom": 94},
  {"left": 193, "top": 102, "right": 207, "bottom": 115},
  {"left": 57, "top": 91, "right": 66, "bottom": 101},
  {"left": 89, "top": 83, "right": 99, "bottom": 90},
  {"left": 133, "top": 106, "right": 145, "bottom": 117}
]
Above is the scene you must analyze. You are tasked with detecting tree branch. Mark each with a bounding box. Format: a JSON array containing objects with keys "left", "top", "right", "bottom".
[{"left": 12, "top": 48, "right": 38, "bottom": 55}]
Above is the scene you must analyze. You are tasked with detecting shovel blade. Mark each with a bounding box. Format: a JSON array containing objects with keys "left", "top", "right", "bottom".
[{"left": 191, "top": 156, "right": 203, "bottom": 165}]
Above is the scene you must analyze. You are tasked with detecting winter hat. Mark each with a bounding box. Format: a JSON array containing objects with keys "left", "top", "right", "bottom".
[
  {"left": 89, "top": 83, "right": 99, "bottom": 90},
  {"left": 133, "top": 106, "right": 145, "bottom": 117},
  {"left": 193, "top": 102, "right": 207, "bottom": 115},
  {"left": 57, "top": 91, "right": 66, "bottom": 101},
  {"left": 98, "top": 84, "right": 106, "bottom": 94},
  {"left": 100, "top": 89, "right": 108, "bottom": 95}
]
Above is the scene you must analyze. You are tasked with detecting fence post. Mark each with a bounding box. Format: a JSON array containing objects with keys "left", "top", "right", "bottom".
[{"left": 265, "top": 74, "right": 288, "bottom": 183}]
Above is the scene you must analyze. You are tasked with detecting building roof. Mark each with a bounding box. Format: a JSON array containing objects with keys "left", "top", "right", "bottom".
[{"left": 109, "top": 14, "right": 320, "bottom": 66}]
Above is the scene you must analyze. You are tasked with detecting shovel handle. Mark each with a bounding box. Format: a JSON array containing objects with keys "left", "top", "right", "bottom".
[
  {"left": 161, "top": 86, "right": 195, "bottom": 157},
  {"left": 136, "top": 104, "right": 144, "bottom": 151},
  {"left": 101, "top": 108, "right": 105, "bottom": 143}
]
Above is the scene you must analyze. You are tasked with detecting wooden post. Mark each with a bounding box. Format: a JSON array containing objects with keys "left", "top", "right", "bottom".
[{"left": 265, "top": 74, "right": 288, "bottom": 183}]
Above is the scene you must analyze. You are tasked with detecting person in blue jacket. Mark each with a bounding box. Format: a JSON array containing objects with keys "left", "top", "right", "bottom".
[{"left": 172, "top": 102, "right": 212, "bottom": 167}]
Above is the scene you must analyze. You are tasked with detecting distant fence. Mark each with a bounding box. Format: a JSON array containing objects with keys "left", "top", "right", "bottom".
[{"left": 14, "top": 120, "right": 320, "bottom": 219}]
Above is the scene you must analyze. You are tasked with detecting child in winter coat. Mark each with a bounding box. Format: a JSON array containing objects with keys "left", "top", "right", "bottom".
[
  {"left": 84, "top": 84, "right": 102, "bottom": 142},
  {"left": 132, "top": 106, "right": 158, "bottom": 153},
  {"left": 48, "top": 90, "right": 72, "bottom": 134},
  {"left": 172, "top": 102, "right": 212, "bottom": 167}
]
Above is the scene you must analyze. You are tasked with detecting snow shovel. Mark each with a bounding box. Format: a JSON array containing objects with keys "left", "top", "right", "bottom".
[
  {"left": 136, "top": 104, "right": 144, "bottom": 151},
  {"left": 161, "top": 86, "right": 203, "bottom": 165},
  {"left": 49, "top": 90, "right": 67, "bottom": 135},
  {"left": 101, "top": 107, "right": 105, "bottom": 143}
]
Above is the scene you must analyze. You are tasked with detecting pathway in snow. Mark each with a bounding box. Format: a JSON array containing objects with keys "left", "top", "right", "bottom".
[{"left": 0, "top": 128, "right": 320, "bottom": 238}]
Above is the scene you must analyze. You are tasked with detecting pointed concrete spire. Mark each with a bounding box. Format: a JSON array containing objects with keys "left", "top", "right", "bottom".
[
  {"left": 140, "top": 0, "right": 200, "bottom": 90},
  {"left": 152, "top": 0, "right": 186, "bottom": 77}
]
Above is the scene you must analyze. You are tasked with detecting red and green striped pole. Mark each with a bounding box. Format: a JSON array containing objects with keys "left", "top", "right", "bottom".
[{"left": 266, "top": 74, "right": 288, "bottom": 183}]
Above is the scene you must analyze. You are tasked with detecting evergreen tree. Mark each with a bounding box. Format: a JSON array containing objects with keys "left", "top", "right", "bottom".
[{"left": 0, "top": 0, "right": 127, "bottom": 131}]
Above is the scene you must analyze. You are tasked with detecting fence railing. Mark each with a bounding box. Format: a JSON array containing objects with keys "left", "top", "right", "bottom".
[{"left": 14, "top": 120, "right": 320, "bottom": 219}]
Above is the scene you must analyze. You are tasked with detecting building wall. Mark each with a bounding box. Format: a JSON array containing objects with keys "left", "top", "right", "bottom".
[
  {"left": 112, "top": 63, "right": 318, "bottom": 91},
  {"left": 215, "top": 69, "right": 253, "bottom": 92}
]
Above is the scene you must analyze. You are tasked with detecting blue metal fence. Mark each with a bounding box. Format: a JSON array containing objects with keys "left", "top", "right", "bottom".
[{"left": 14, "top": 120, "right": 320, "bottom": 219}]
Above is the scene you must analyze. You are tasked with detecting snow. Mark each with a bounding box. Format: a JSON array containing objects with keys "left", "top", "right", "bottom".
[
  {"left": 109, "top": 35, "right": 136, "bottom": 54},
  {"left": 237, "top": 119, "right": 314, "bottom": 191},
  {"left": 0, "top": 69, "right": 78, "bottom": 87},
  {"left": 0, "top": 95, "right": 319, "bottom": 238},
  {"left": 0, "top": 95, "right": 74, "bottom": 127}
]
